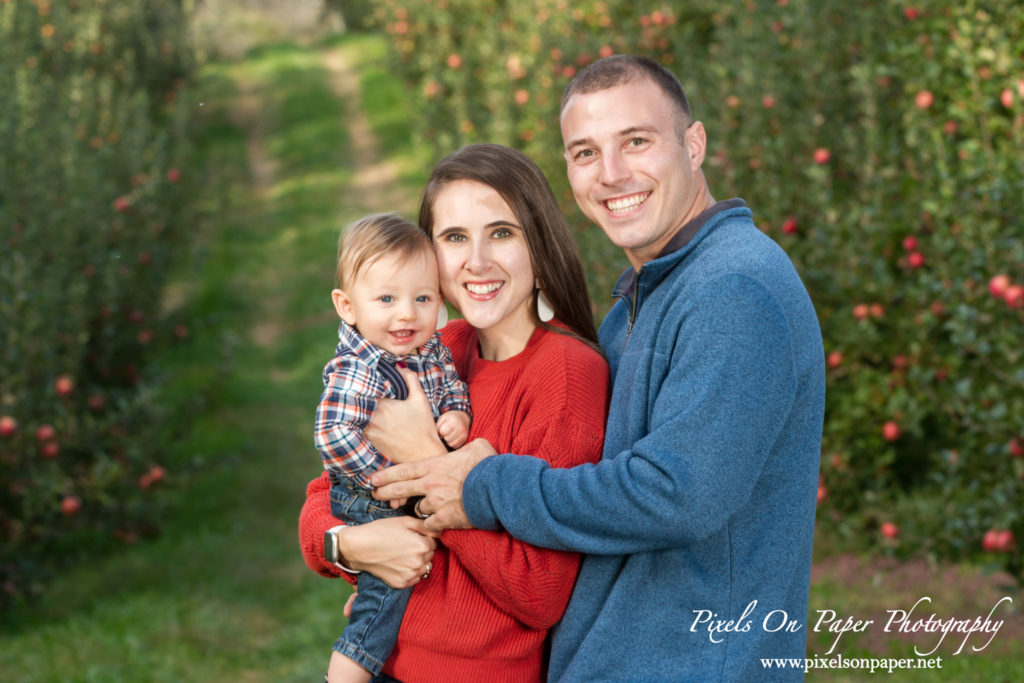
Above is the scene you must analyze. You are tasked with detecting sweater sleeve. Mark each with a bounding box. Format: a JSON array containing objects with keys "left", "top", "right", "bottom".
[
  {"left": 442, "top": 413, "right": 604, "bottom": 629},
  {"left": 297, "top": 471, "right": 358, "bottom": 585},
  {"left": 464, "top": 274, "right": 796, "bottom": 554}
]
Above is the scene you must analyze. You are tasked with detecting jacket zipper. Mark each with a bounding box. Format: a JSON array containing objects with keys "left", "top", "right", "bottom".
[{"left": 626, "top": 266, "right": 643, "bottom": 339}]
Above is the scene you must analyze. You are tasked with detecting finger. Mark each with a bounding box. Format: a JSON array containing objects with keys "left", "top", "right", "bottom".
[
  {"left": 343, "top": 592, "right": 357, "bottom": 618},
  {"left": 398, "top": 367, "right": 426, "bottom": 398},
  {"left": 370, "top": 460, "right": 429, "bottom": 488}
]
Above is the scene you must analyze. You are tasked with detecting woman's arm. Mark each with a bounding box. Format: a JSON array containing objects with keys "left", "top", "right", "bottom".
[{"left": 298, "top": 472, "right": 439, "bottom": 588}]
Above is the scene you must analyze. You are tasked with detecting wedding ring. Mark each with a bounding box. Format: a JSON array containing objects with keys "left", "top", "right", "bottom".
[
  {"left": 413, "top": 497, "right": 431, "bottom": 520},
  {"left": 421, "top": 561, "right": 432, "bottom": 580}
]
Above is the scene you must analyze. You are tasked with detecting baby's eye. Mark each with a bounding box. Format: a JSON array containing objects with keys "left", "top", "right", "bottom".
[
  {"left": 379, "top": 295, "right": 394, "bottom": 303},
  {"left": 416, "top": 295, "right": 432, "bottom": 303}
]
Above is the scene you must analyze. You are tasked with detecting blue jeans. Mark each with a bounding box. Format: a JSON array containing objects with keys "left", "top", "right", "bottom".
[{"left": 329, "top": 476, "right": 412, "bottom": 675}]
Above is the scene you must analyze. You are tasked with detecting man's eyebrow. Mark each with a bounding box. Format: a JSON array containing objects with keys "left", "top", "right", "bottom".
[{"left": 565, "top": 125, "right": 660, "bottom": 151}]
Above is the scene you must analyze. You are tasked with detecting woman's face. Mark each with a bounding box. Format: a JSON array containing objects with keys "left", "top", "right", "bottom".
[{"left": 430, "top": 179, "right": 536, "bottom": 348}]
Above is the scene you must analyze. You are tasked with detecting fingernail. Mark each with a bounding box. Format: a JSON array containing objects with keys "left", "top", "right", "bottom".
[{"left": 397, "top": 361, "right": 407, "bottom": 369}]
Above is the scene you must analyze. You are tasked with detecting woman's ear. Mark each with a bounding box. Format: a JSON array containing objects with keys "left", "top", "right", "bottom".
[{"left": 332, "top": 289, "right": 356, "bottom": 325}]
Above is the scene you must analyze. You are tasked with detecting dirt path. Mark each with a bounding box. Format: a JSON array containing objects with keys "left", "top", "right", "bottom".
[{"left": 321, "top": 47, "right": 413, "bottom": 214}]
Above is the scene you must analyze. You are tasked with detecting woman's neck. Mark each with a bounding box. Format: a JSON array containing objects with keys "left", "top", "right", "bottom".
[{"left": 476, "top": 320, "right": 537, "bottom": 361}]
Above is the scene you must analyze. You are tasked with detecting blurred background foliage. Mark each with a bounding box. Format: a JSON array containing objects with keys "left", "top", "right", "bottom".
[
  {"left": 336, "top": 0, "right": 1024, "bottom": 576},
  {"left": 2, "top": 0, "right": 1022, "bottom": 608}
]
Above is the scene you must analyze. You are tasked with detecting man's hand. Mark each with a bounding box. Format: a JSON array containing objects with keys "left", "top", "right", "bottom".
[{"left": 371, "top": 438, "right": 496, "bottom": 531}]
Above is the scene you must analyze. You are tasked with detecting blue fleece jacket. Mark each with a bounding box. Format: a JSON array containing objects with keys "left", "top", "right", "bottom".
[{"left": 463, "top": 200, "right": 825, "bottom": 682}]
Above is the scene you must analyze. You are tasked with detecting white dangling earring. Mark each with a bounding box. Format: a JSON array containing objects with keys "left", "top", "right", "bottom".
[
  {"left": 436, "top": 304, "right": 449, "bottom": 329},
  {"left": 536, "top": 290, "right": 555, "bottom": 322}
]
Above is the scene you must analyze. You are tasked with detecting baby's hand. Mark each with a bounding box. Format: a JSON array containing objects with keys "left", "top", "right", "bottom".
[{"left": 436, "top": 410, "right": 471, "bottom": 449}]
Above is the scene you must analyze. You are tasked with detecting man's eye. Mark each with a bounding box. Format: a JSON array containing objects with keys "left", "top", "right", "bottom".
[
  {"left": 574, "top": 149, "right": 594, "bottom": 160},
  {"left": 628, "top": 137, "right": 647, "bottom": 147}
]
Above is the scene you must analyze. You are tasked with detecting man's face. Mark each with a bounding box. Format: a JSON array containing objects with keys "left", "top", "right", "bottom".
[{"left": 561, "top": 78, "right": 707, "bottom": 270}]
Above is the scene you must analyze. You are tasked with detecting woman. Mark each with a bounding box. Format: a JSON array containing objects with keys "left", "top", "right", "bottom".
[{"left": 299, "top": 144, "right": 608, "bottom": 683}]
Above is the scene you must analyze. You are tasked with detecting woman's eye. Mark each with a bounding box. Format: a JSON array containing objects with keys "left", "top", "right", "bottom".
[
  {"left": 444, "top": 233, "right": 466, "bottom": 243},
  {"left": 492, "top": 228, "right": 513, "bottom": 239}
]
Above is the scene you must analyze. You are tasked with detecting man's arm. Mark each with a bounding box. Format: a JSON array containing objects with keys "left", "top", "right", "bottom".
[{"left": 375, "top": 274, "right": 796, "bottom": 549}]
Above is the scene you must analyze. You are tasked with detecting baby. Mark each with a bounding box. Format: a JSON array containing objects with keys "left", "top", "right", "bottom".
[{"left": 313, "top": 213, "right": 471, "bottom": 682}]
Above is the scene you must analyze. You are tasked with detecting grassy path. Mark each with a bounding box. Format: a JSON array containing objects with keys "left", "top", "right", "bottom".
[{"left": 0, "top": 34, "right": 419, "bottom": 682}]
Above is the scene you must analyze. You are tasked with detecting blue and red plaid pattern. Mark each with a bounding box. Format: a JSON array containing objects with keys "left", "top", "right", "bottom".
[{"left": 314, "top": 321, "right": 471, "bottom": 487}]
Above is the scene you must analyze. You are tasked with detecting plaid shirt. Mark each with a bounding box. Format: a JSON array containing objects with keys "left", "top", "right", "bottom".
[{"left": 314, "top": 321, "right": 471, "bottom": 487}]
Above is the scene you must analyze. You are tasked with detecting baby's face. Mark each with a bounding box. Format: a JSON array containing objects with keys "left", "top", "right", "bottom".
[{"left": 339, "top": 249, "right": 443, "bottom": 356}]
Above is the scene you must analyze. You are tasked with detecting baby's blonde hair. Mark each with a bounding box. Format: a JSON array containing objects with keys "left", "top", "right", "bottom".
[{"left": 337, "top": 213, "right": 433, "bottom": 289}]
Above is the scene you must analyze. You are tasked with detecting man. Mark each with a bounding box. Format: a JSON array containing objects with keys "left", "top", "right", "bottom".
[{"left": 372, "top": 55, "right": 825, "bottom": 681}]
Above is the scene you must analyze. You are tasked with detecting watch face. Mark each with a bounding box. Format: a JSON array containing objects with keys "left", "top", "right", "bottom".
[{"left": 324, "top": 530, "right": 339, "bottom": 563}]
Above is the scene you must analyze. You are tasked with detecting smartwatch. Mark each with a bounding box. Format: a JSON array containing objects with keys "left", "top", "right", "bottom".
[{"left": 323, "top": 524, "right": 361, "bottom": 573}]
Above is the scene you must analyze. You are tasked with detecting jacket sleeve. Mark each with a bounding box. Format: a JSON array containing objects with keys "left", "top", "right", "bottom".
[
  {"left": 314, "top": 357, "right": 388, "bottom": 478},
  {"left": 442, "top": 368, "right": 607, "bottom": 629},
  {"left": 297, "top": 471, "right": 358, "bottom": 585},
  {"left": 464, "top": 274, "right": 797, "bottom": 554}
]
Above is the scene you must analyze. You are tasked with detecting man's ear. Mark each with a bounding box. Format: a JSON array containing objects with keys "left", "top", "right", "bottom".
[
  {"left": 332, "top": 289, "right": 356, "bottom": 325},
  {"left": 685, "top": 120, "right": 707, "bottom": 170}
]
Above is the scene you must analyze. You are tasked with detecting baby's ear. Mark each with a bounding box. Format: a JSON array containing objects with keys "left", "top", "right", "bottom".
[{"left": 332, "top": 289, "right": 356, "bottom": 325}]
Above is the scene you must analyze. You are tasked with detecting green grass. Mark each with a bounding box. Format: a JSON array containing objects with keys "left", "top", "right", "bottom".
[{"left": 1, "top": 29, "right": 1021, "bottom": 683}]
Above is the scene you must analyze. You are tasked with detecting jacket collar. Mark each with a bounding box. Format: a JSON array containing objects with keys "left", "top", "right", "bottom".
[{"left": 611, "top": 198, "right": 748, "bottom": 300}]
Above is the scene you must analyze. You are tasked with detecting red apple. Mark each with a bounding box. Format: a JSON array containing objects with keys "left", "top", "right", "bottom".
[
  {"left": 870, "top": 303, "right": 885, "bottom": 317},
  {"left": 813, "top": 147, "right": 831, "bottom": 164},
  {"left": 881, "top": 522, "right": 899, "bottom": 539},
  {"left": 40, "top": 441, "right": 59, "bottom": 459},
  {"left": 915, "top": 90, "right": 934, "bottom": 109},
  {"left": 853, "top": 304, "right": 870, "bottom": 320},
  {"left": 907, "top": 252, "right": 925, "bottom": 268},
  {"left": 782, "top": 216, "right": 798, "bottom": 234},
  {"left": 882, "top": 421, "right": 901, "bottom": 441},
  {"left": 1005, "top": 284, "right": 1024, "bottom": 308},
  {"left": 55, "top": 374, "right": 74, "bottom": 397},
  {"left": 113, "top": 196, "right": 130, "bottom": 212},
  {"left": 0, "top": 416, "right": 16, "bottom": 438},
  {"left": 903, "top": 7, "right": 920, "bottom": 20},
  {"left": 989, "top": 274, "right": 1010, "bottom": 298},
  {"left": 982, "top": 529, "right": 1000, "bottom": 552},
  {"left": 1001, "top": 88, "right": 1014, "bottom": 109},
  {"left": 762, "top": 94, "right": 776, "bottom": 109},
  {"left": 88, "top": 393, "right": 106, "bottom": 412},
  {"left": 817, "top": 482, "right": 827, "bottom": 504},
  {"left": 827, "top": 351, "right": 843, "bottom": 369},
  {"left": 61, "top": 495, "right": 82, "bottom": 516},
  {"left": 166, "top": 167, "right": 181, "bottom": 183},
  {"left": 902, "top": 235, "right": 918, "bottom": 250},
  {"left": 1010, "top": 437, "right": 1024, "bottom": 458},
  {"left": 447, "top": 53, "right": 462, "bottom": 69},
  {"left": 36, "top": 424, "right": 56, "bottom": 442}
]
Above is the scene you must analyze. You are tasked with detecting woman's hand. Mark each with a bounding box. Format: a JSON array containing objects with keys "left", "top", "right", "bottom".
[
  {"left": 338, "top": 515, "right": 439, "bottom": 589},
  {"left": 367, "top": 368, "right": 447, "bottom": 463}
]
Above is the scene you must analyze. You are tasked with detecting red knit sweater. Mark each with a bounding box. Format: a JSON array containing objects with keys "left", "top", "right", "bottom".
[{"left": 298, "top": 320, "right": 608, "bottom": 682}]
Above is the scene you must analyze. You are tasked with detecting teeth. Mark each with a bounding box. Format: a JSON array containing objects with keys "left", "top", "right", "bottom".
[
  {"left": 390, "top": 330, "right": 413, "bottom": 338},
  {"left": 605, "top": 193, "right": 649, "bottom": 213},
  {"left": 466, "top": 282, "right": 501, "bottom": 294}
]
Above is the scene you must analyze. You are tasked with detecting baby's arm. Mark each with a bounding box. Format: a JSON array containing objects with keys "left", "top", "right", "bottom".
[{"left": 436, "top": 410, "right": 471, "bottom": 449}]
